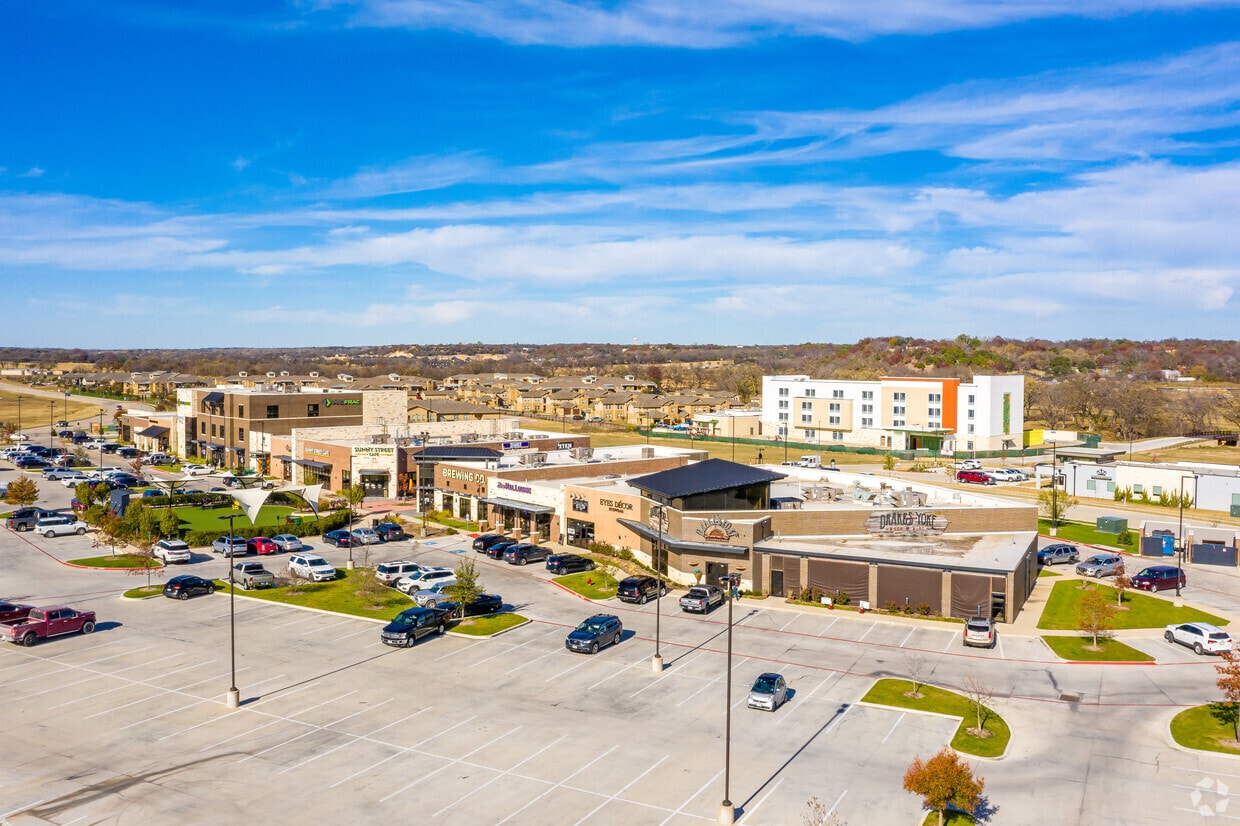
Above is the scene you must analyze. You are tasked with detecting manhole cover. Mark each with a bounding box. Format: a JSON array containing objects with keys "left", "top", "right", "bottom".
[{"left": 1060, "top": 692, "right": 1081, "bottom": 703}]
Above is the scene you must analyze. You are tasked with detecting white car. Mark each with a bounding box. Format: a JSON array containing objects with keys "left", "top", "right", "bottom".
[
  {"left": 395, "top": 567, "right": 453, "bottom": 594},
  {"left": 987, "top": 468, "right": 1028, "bottom": 482},
  {"left": 951, "top": 459, "right": 982, "bottom": 470},
  {"left": 9, "top": 433, "right": 29, "bottom": 442},
  {"left": 58, "top": 472, "right": 90, "bottom": 486},
  {"left": 181, "top": 464, "right": 216, "bottom": 477},
  {"left": 33, "top": 517, "right": 89, "bottom": 538},
  {"left": 153, "top": 538, "right": 193, "bottom": 564},
  {"left": 270, "top": 534, "right": 303, "bottom": 553},
  {"left": 1165, "top": 623, "right": 1233, "bottom": 655},
  {"left": 288, "top": 554, "right": 337, "bottom": 582}
]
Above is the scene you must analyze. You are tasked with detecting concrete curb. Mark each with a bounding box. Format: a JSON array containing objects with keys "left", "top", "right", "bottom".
[
  {"left": 210, "top": 587, "right": 391, "bottom": 624},
  {"left": 855, "top": 699, "right": 1011, "bottom": 761},
  {"left": 1165, "top": 713, "right": 1240, "bottom": 761}
]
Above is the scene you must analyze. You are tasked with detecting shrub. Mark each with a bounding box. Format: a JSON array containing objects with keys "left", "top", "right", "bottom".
[
  {"left": 1118, "top": 529, "right": 1134, "bottom": 546},
  {"left": 832, "top": 589, "right": 851, "bottom": 606},
  {"left": 917, "top": 602, "right": 932, "bottom": 616},
  {"left": 886, "top": 599, "right": 902, "bottom": 614}
]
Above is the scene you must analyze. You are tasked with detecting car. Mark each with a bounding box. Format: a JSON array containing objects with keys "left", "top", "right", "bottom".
[
  {"left": 146, "top": 452, "right": 174, "bottom": 465},
  {"left": 565, "top": 614, "right": 623, "bottom": 654},
  {"left": 587, "top": 416, "right": 603, "bottom": 423},
  {"left": 375, "top": 559, "right": 427, "bottom": 585},
  {"left": 8, "top": 433, "right": 28, "bottom": 441},
  {"left": 323, "top": 529, "right": 360, "bottom": 548},
  {"left": 373, "top": 522, "right": 407, "bottom": 542},
  {"left": 6, "top": 508, "right": 55, "bottom": 531},
  {"left": 955, "top": 470, "right": 994, "bottom": 485},
  {"left": 395, "top": 568, "right": 454, "bottom": 594},
  {"left": 14, "top": 456, "right": 51, "bottom": 470},
  {"left": 33, "top": 516, "right": 89, "bottom": 537},
  {"left": 987, "top": 468, "right": 1028, "bottom": 482},
  {"left": 181, "top": 464, "right": 215, "bottom": 477},
  {"left": 117, "top": 447, "right": 140, "bottom": 460},
  {"left": 412, "top": 582, "right": 458, "bottom": 608},
  {"left": 1037, "top": 543, "right": 1079, "bottom": 566},
  {"left": 1165, "top": 622, "right": 1233, "bottom": 655},
  {"left": 162, "top": 575, "right": 216, "bottom": 600},
  {"left": 1076, "top": 554, "right": 1124, "bottom": 578},
  {"left": 56, "top": 471, "right": 89, "bottom": 486},
  {"left": 545, "top": 553, "right": 596, "bottom": 575},
  {"left": 447, "top": 593, "right": 503, "bottom": 618},
  {"left": 153, "top": 538, "right": 193, "bottom": 564},
  {"left": 288, "top": 554, "right": 337, "bottom": 582},
  {"left": 210, "top": 536, "right": 248, "bottom": 557},
  {"left": 42, "top": 467, "right": 81, "bottom": 480},
  {"left": 962, "top": 616, "right": 996, "bottom": 648},
  {"left": 1, "top": 606, "right": 96, "bottom": 645},
  {"left": 246, "top": 537, "right": 279, "bottom": 555},
  {"left": 270, "top": 534, "right": 303, "bottom": 553},
  {"left": 502, "top": 542, "right": 550, "bottom": 566},
  {"left": 380, "top": 606, "right": 452, "bottom": 647},
  {"left": 107, "top": 474, "right": 143, "bottom": 488},
  {"left": 55, "top": 420, "right": 68, "bottom": 428},
  {"left": 616, "top": 575, "right": 667, "bottom": 605},
  {"left": 70, "top": 497, "right": 86, "bottom": 513},
  {"left": 952, "top": 459, "right": 982, "bottom": 470},
  {"left": 747, "top": 672, "right": 789, "bottom": 711},
  {"left": 472, "top": 534, "right": 508, "bottom": 552},
  {"left": 485, "top": 540, "right": 519, "bottom": 560},
  {"left": 0, "top": 602, "right": 33, "bottom": 624},
  {"left": 230, "top": 560, "right": 277, "bottom": 590},
  {"left": 350, "top": 527, "right": 382, "bottom": 545},
  {"left": 1132, "top": 565, "right": 1186, "bottom": 592}
]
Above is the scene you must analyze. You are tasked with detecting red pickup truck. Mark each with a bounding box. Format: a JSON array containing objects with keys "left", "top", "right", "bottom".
[{"left": 1, "top": 606, "right": 97, "bottom": 646}]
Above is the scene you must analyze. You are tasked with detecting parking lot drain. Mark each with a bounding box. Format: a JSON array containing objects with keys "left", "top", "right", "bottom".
[{"left": 1059, "top": 692, "right": 1081, "bottom": 703}]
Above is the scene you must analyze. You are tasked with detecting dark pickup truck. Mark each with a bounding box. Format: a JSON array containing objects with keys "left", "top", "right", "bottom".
[
  {"left": 6, "top": 508, "right": 55, "bottom": 532},
  {"left": 443, "top": 593, "right": 504, "bottom": 618},
  {"left": 1, "top": 606, "right": 97, "bottom": 646},
  {"left": 380, "top": 606, "right": 452, "bottom": 647}
]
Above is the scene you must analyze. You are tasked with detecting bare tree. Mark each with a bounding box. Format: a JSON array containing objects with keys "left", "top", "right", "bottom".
[
  {"left": 962, "top": 676, "right": 996, "bottom": 738},
  {"left": 801, "top": 796, "right": 846, "bottom": 826},
  {"left": 1030, "top": 381, "right": 1071, "bottom": 429},
  {"left": 905, "top": 652, "right": 929, "bottom": 698},
  {"left": 1063, "top": 376, "right": 1107, "bottom": 431},
  {"left": 1177, "top": 389, "right": 1222, "bottom": 434}
]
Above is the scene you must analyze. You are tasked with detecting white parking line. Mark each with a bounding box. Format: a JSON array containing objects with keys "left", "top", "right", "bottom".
[
  {"left": 121, "top": 673, "right": 287, "bottom": 730},
  {"left": 776, "top": 674, "right": 831, "bottom": 726},
  {"left": 376, "top": 720, "right": 509, "bottom": 803},
  {"left": 678, "top": 658, "right": 750, "bottom": 708},
  {"left": 881, "top": 712, "right": 906, "bottom": 744},
  {"left": 575, "top": 754, "right": 669, "bottom": 825},
  {"left": 172, "top": 666, "right": 252, "bottom": 693},
  {"left": 198, "top": 690, "right": 359, "bottom": 753},
  {"left": 943, "top": 634, "right": 957, "bottom": 652},
  {"left": 898, "top": 628, "right": 916, "bottom": 648},
  {"left": 659, "top": 766, "right": 724, "bottom": 826},
  {"left": 996, "top": 635, "right": 1006, "bottom": 659},
  {"left": 856, "top": 624, "right": 875, "bottom": 642},
  {"left": 335, "top": 625, "right": 378, "bottom": 641},
  {"left": 278, "top": 707, "right": 434, "bottom": 774},
  {"left": 587, "top": 653, "right": 653, "bottom": 691},
  {"left": 505, "top": 647, "right": 562, "bottom": 675},
  {"left": 738, "top": 777, "right": 783, "bottom": 823},
  {"left": 472, "top": 629, "right": 561, "bottom": 666},
  {"left": 629, "top": 650, "right": 711, "bottom": 698},
  {"left": 330, "top": 714, "right": 477, "bottom": 790},
  {"left": 818, "top": 617, "right": 839, "bottom": 636},
  {"left": 83, "top": 687, "right": 168, "bottom": 719},
  {"left": 545, "top": 654, "right": 595, "bottom": 683},
  {"left": 778, "top": 614, "right": 799, "bottom": 631},
  {"left": 20, "top": 671, "right": 108, "bottom": 698},
  {"left": 430, "top": 734, "right": 571, "bottom": 816},
  {"left": 239, "top": 697, "right": 394, "bottom": 763},
  {"left": 496, "top": 745, "right": 618, "bottom": 825},
  {"left": 429, "top": 727, "right": 534, "bottom": 817},
  {"left": 299, "top": 617, "right": 355, "bottom": 636},
  {"left": 434, "top": 639, "right": 487, "bottom": 661}
]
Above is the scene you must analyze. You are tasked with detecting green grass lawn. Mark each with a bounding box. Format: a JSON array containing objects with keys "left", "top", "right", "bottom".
[
  {"left": 68, "top": 554, "right": 161, "bottom": 568},
  {"left": 861, "top": 678, "right": 1011, "bottom": 758},
  {"left": 1041, "top": 636, "right": 1154, "bottom": 662},
  {"left": 554, "top": 570, "right": 618, "bottom": 600},
  {"left": 1037, "top": 580, "right": 1227, "bottom": 630},
  {"left": 214, "top": 569, "right": 411, "bottom": 620},
  {"left": 450, "top": 614, "right": 529, "bottom": 636},
  {"left": 1038, "top": 568, "right": 1061, "bottom": 578},
  {"left": 921, "top": 812, "right": 977, "bottom": 826},
  {"left": 1170, "top": 704, "right": 1240, "bottom": 756},
  {"left": 123, "top": 585, "right": 164, "bottom": 598},
  {"left": 173, "top": 504, "right": 297, "bottom": 532},
  {"left": 1038, "top": 519, "right": 1136, "bottom": 550}
]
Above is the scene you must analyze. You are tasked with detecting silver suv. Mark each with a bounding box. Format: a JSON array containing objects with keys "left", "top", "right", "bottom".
[
  {"left": 375, "top": 560, "right": 426, "bottom": 586},
  {"left": 963, "top": 617, "right": 996, "bottom": 648},
  {"left": 1076, "top": 554, "right": 1124, "bottom": 578}
]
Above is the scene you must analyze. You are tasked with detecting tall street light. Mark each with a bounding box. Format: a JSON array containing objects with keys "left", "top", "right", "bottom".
[
  {"left": 98, "top": 409, "right": 104, "bottom": 471},
  {"left": 651, "top": 504, "right": 665, "bottom": 673},
  {"left": 219, "top": 511, "right": 247, "bottom": 709},
  {"left": 1176, "top": 473, "right": 1193, "bottom": 607},
  {"left": 719, "top": 569, "right": 743, "bottom": 825}
]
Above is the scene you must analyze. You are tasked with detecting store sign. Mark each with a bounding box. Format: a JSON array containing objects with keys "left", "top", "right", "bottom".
[
  {"left": 323, "top": 398, "right": 361, "bottom": 406},
  {"left": 557, "top": 441, "right": 574, "bottom": 450},
  {"left": 1091, "top": 468, "right": 1113, "bottom": 480},
  {"left": 864, "top": 511, "right": 948, "bottom": 536},
  {"left": 695, "top": 515, "right": 739, "bottom": 543},
  {"left": 497, "top": 480, "right": 532, "bottom": 495},
  {"left": 502, "top": 441, "right": 530, "bottom": 450},
  {"left": 599, "top": 497, "right": 632, "bottom": 513},
  {"left": 354, "top": 446, "right": 395, "bottom": 456},
  {"left": 306, "top": 447, "right": 330, "bottom": 457},
  {"left": 444, "top": 468, "right": 487, "bottom": 484},
  {"left": 572, "top": 498, "right": 589, "bottom": 513}
]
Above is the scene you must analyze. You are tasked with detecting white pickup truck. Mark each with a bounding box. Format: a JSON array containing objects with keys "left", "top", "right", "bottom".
[{"left": 782, "top": 455, "right": 822, "bottom": 468}]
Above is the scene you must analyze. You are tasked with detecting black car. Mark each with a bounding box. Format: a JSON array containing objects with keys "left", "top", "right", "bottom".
[
  {"left": 503, "top": 543, "right": 550, "bottom": 566},
  {"left": 373, "top": 522, "right": 407, "bottom": 542},
  {"left": 163, "top": 575, "right": 216, "bottom": 600},
  {"left": 617, "top": 575, "right": 667, "bottom": 605},
  {"left": 117, "top": 447, "right": 140, "bottom": 459},
  {"left": 14, "top": 456, "right": 50, "bottom": 469},
  {"left": 565, "top": 614, "right": 623, "bottom": 654},
  {"left": 486, "top": 540, "right": 519, "bottom": 560},
  {"left": 323, "top": 529, "right": 360, "bottom": 547},
  {"left": 472, "top": 534, "right": 508, "bottom": 553},
  {"left": 380, "top": 606, "right": 450, "bottom": 647},
  {"left": 546, "top": 553, "right": 596, "bottom": 575},
  {"left": 445, "top": 593, "right": 504, "bottom": 618}
]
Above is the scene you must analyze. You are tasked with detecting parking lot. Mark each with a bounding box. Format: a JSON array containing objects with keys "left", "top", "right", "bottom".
[{"left": 4, "top": 518, "right": 1240, "bottom": 824}]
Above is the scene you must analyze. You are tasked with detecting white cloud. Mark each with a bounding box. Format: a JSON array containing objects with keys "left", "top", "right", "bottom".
[{"left": 19, "top": 167, "right": 45, "bottom": 178}]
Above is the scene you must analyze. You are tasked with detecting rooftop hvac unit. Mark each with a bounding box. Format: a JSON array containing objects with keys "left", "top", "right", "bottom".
[
  {"left": 570, "top": 447, "right": 594, "bottom": 461},
  {"left": 369, "top": 433, "right": 391, "bottom": 444},
  {"left": 520, "top": 452, "right": 548, "bottom": 465},
  {"left": 395, "top": 437, "right": 415, "bottom": 446},
  {"left": 460, "top": 433, "right": 478, "bottom": 443},
  {"left": 503, "top": 431, "right": 523, "bottom": 440}
]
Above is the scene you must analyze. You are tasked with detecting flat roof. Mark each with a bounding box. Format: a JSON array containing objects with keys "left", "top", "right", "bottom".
[{"left": 758, "top": 531, "right": 1036, "bottom": 574}]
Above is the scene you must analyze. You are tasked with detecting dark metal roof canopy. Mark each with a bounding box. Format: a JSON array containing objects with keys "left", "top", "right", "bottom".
[{"left": 631, "top": 458, "right": 786, "bottom": 500}]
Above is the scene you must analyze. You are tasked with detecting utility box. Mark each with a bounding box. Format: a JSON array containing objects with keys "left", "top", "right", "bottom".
[{"left": 1096, "top": 516, "right": 1128, "bottom": 534}]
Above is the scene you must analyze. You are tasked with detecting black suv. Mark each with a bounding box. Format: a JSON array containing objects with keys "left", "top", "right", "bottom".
[
  {"left": 503, "top": 543, "right": 550, "bottom": 566},
  {"left": 473, "top": 534, "right": 509, "bottom": 553},
  {"left": 546, "top": 553, "right": 596, "bottom": 575},
  {"left": 373, "top": 522, "right": 407, "bottom": 542},
  {"left": 486, "top": 540, "right": 519, "bottom": 560},
  {"left": 617, "top": 576, "right": 667, "bottom": 605},
  {"left": 565, "top": 614, "right": 623, "bottom": 654}
]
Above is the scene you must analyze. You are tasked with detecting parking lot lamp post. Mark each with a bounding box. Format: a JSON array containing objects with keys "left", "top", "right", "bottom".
[
  {"left": 64, "top": 389, "right": 69, "bottom": 425},
  {"left": 652, "top": 504, "right": 665, "bottom": 673},
  {"left": 220, "top": 512, "right": 242, "bottom": 709},
  {"left": 719, "top": 571, "right": 738, "bottom": 825},
  {"left": 1176, "top": 474, "right": 1190, "bottom": 606},
  {"left": 1050, "top": 440, "right": 1058, "bottom": 536}
]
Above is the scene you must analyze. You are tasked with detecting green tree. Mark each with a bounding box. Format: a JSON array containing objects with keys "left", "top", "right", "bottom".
[
  {"left": 159, "top": 508, "right": 181, "bottom": 537},
  {"left": 4, "top": 476, "right": 39, "bottom": 507},
  {"left": 443, "top": 556, "right": 484, "bottom": 612},
  {"left": 1077, "top": 586, "right": 1116, "bottom": 648},
  {"left": 902, "top": 747, "right": 985, "bottom": 826},
  {"left": 1037, "top": 488, "right": 1077, "bottom": 526}
]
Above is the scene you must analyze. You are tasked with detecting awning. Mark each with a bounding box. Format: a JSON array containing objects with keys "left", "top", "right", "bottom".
[
  {"left": 292, "top": 459, "right": 332, "bottom": 470},
  {"left": 136, "top": 425, "right": 169, "bottom": 438},
  {"left": 480, "top": 497, "right": 553, "bottom": 514},
  {"left": 618, "top": 517, "right": 750, "bottom": 556},
  {"left": 225, "top": 446, "right": 244, "bottom": 452},
  {"left": 203, "top": 392, "right": 224, "bottom": 404},
  {"left": 273, "top": 454, "right": 292, "bottom": 462}
]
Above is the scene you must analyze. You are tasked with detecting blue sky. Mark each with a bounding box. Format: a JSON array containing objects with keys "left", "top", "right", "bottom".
[{"left": 3, "top": 1, "right": 1240, "bottom": 348}]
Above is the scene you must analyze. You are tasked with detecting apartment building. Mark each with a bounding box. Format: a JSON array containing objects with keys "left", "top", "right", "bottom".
[{"left": 760, "top": 374, "right": 1023, "bottom": 454}]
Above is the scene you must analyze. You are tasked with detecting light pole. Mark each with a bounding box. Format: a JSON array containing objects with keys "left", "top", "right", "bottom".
[
  {"left": 1176, "top": 474, "right": 1192, "bottom": 606},
  {"left": 651, "top": 504, "right": 665, "bottom": 673},
  {"left": 64, "top": 389, "right": 69, "bottom": 425},
  {"left": 419, "top": 431, "right": 430, "bottom": 537},
  {"left": 719, "top": 570, "right": 740, "bottom": 825},
  {"left": 220, "top": 511, "right": 245, "bottom": 709},
  {"left": 1049, "top": 440, "right": 1058, "bottom": 536}
]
